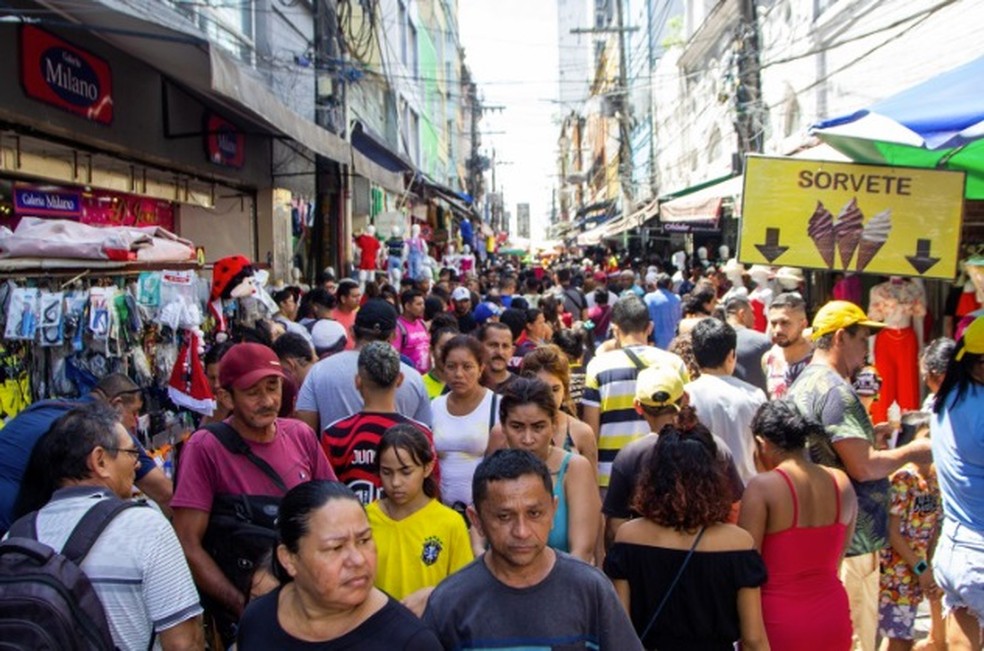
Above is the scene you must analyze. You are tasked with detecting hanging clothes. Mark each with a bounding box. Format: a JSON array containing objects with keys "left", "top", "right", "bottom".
[{"left": 867, "top": 279, "right": 926, "bottom": 423}]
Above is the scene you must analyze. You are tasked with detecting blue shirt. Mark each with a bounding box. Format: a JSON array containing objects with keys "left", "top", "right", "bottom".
[
  {"left": 932, "top": 383, "right": 984, "bottom": 531},
  {"left": 644, "top": 289, "right": 681, "bottom": 350},
  {"left": 0, "top": 396, "right": 155, "bottom": 533}
]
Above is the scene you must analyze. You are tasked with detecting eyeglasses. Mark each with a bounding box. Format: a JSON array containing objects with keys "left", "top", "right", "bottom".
[{"left": 105, "top": 446, "right": 141, "bottom": 459}]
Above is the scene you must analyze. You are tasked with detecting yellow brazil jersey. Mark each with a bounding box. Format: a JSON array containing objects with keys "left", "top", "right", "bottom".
[{"left": 367, "top": 498, "right": 474, "bottom": 599}]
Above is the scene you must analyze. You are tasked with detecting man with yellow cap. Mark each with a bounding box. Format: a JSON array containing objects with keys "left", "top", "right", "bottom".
[
  {"left": 928, "top": 314, "right": 984, "bottom": 651},
  {"left": 786, "top": 301, "right": 933, "bottom": 651}
]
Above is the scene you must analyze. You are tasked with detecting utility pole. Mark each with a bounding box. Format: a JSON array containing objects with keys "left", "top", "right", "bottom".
[
  {"left": 735, "top": 0, "right": 764, "bottom": 168},
  {"left": 571, "top": 5, "right": 637, "bottom": 206},
  {"left": 614, "top": 0, "right": 632, "bottom": 205},
  {"left": 313, "top": 0, "right": 345, "bottom": 277}
]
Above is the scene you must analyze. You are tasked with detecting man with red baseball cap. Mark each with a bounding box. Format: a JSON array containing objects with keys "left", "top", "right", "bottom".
[{"left": 171, "top": 342, "right": 335, "bottom": 645}]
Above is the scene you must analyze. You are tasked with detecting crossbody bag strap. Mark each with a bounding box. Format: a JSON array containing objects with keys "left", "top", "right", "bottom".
[
  {"left": 623, "top": 347, "right": 647, "bottom": 371},
  {"left": 488, "top": 393, "right": 498, "bottom": 432},
  {"left": 61, "top": 498, "right": 143, "bottom": 565},
  {"left": 204, "top": 422, "right": 288, "bottom": 493},
  {"left": 639, "top": 526, "right": 706, "bottom": 641}
]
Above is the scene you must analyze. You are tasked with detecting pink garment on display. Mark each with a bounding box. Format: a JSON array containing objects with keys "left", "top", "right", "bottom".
[{"left": 832, "top": 274, "right": 863, "bottom": 305}]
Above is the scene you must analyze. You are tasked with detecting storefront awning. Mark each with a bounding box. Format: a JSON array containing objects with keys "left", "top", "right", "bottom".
[
  {"left": 37, "top": 0, "right": 352, "bottom": 166},
  {"left": 604, "top": 197, "right": 660, "bottom": 238},
  {"left": 350, "top": 123, "right": 411, "bottom": 194},
  {"left": 576, "top": 221, "right": 611, "bottom": 246},
  {"left": 659, "top": 174, "right": 744, "bottom": 224}
]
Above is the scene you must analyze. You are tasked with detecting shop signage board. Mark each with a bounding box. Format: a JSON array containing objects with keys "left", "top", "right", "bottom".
[
  {"left": 738, "top": 155, "right": 964, "bottom": 280},
  {"left": 13, "top": 186, "right": 82, "bottom": 218},
  {"left": 20, "top": 26, "right": 114, "bottom": 125},
  {"left": 205, "top": 113, "right": 245, "bottom": 168},
  {"left": 13, "top": 183, "right": 175, "bottom": 232}
]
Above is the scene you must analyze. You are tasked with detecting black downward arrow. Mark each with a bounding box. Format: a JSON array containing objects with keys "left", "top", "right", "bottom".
[
  {"left": 905, "top": 239, "right": 940, "bottom": 275},
  {"left": 755, "top": 227, "right": 789, "bottom": 263}
]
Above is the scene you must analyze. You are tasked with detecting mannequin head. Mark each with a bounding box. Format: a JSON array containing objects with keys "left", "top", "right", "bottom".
[
  {"left": 718, "top": 245, "right": 730, "bottom": 261},
  {"left": 411, "top": 223, "right": 421, "bottom": 238},
  {"left": 697, "top": 246, "right": 708, "bottom": 262},
  {"left": 748, "top": 265, "right": 772, "bottom": 287},
  {"left": 365, "top": 224, "right": 376, "bottom": 237},
  {"left": 775, "top": 267, "right": 804, "bottom": 291},
  {"left": 463, "top": 244, "right": 471, "bottom": 255},
  {"left": 446, "top": 244, "right": 456, "bottom": 255},
  {"left": 392, "top": 225, "right": 402, "bottom": 238},
  {"left": 722, "top": 258, "right": 745, "bottom": 285}
]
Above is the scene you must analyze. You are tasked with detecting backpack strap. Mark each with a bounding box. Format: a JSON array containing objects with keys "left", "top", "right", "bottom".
[
  {"left": 6, "top": 511, "right": 40, "bottom": 541},
  {"left": 397, "top": 319, "right": 409, "bottom": 350},
  {"left": 61, "top": 498, "right": 142, "bottom": 566},
  {"left": 203, "top": 422, "right": 288, "bottom": 493},
  {"left": 623, "top": 347, "right": 648, "bottom": 371}
]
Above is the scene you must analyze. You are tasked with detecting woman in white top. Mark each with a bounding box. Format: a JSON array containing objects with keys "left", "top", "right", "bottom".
[{"left": 431, "top": 335, "right": 503, "bottom": 521}]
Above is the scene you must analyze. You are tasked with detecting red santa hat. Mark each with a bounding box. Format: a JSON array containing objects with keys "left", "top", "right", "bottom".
[{"left": 167, "top": 330, "right": 216, "bottom": 415}]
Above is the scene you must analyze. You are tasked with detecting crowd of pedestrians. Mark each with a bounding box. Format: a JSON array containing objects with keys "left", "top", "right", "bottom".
[{"left": 0, "top": 254, "right": 982, "bottom": 651}]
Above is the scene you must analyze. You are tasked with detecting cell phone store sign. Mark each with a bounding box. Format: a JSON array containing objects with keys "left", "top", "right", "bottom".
[{"left": 20, "top": 25, "right": 114, "bottom": 125}]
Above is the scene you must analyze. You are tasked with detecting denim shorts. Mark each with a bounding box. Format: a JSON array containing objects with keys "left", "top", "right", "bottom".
[{"left": 934, "top": 518, "right": 984, "bottom": 625}]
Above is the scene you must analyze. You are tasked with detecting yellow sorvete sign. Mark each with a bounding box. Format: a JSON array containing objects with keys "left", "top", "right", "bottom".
[{"left": 738, "top": 156, "right": 964, "bottom": 280}]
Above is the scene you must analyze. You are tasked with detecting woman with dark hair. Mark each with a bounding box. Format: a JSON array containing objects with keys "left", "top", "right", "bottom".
[
  {"left": 367, "top": 424, "right": 472, "bottom": 614},
  {"left": 430, "top": 335, "right": 502, "bottom": 518},
  {"left": 738, "top": 400, "right": 856, "bottom": 650},
  {"left": 492, "top": 376, "right": 600, "bottom": 563},
  {"left": 604, "top": 427, "right": 768, "bottom": 651},
  {"left": 920, "top": 337, "right": 956, "bottom": 411},
  {"left": 520, "top": 345, "right": 597, "bottom": 472},
  {"left": 929, "top": 315, "right": 984, "bottom": 650},
  {"left": 237, "top": 480, "right": 441, "bottom": 650},
  {"left": 422, "top": 327, "right": 458, "bottom": 400},
  {"left": 514, "top": 308, "right": 551, "bottom": 360},
  {"left": 539, "top": 294, "right": 565, "bottom": 333}
]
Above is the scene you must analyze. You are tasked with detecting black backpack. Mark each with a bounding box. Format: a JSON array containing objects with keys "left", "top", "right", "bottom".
[{"left": 0, "top": 498, "right": 141, "bottom": 651}]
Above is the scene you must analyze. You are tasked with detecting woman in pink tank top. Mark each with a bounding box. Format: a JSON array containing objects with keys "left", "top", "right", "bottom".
[{"left": 738, "top": 400, "right": 858, "bottom": 651}]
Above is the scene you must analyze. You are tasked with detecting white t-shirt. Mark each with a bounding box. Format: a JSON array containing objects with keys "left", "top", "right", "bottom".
[
  {"left": 685, "top": 374, "right": 767, "bottom": 484},
  {"left": 31, "top": 487, "right": 202, "bottom": 651},
  {"left": 431, "top": 389, "right": 499, "bottom": 507}
]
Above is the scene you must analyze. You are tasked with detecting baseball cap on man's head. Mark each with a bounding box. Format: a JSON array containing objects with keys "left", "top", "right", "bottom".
[
  {"left": 451, "top": 286, "right": 471, "bottom": 302},
  {"left": 634, "top": 366, "right": 685, "bottom": 409},
  {"left": 219, "top": 343, "right": 288, "bottom": 390},
  {"left": 474, "top": 301, "right": 502, "bottom": 325},
  {"left": 310, "top": 319, "right": 348, "bottom": 356},
  {"left": 955, "top": 314, "right": 984, "bottom": 361},
  {"left": 811, "top": 301, "right": 885, "bottom": 340},
  {"left": 95, "top": 373, "right": 141, "bottom": 400},
  {"left": 355, "top": 298, "right": 398, "bottom": 334}
]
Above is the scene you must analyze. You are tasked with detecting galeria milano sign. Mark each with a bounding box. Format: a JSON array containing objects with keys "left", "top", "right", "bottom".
[{"left": 20, "top": 25, "right": 114, "bottom": 125}]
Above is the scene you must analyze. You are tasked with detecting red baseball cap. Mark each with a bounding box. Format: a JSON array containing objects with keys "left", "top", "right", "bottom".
[
  {"left": 593, "top": 270, "right": 608, "bottom": 282},
  {"left": 219, "top": 343, "right": 288, "bottom": 390}
]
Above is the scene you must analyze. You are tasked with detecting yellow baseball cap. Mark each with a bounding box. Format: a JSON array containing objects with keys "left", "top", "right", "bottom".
[
  {"left": 811, "top": 300, "right": 885, "bottom": 340},
  {"left": 634, "top": 366, "right": 686, "bottom": 409},
  {"left": 955, "top": 315, "right": 984, "bottom": 361}
]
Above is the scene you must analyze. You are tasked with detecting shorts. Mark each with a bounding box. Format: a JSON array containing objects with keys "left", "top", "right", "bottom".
[
  {"left": 878, "top": 598, "right": 918, "bottom": 640},
  {"left": 934, "top": 518, "right": 984, "bottom": 625}
]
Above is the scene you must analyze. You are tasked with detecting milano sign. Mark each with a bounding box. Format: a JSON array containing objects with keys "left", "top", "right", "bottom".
[{"left": 20, "top": 26, "right": 114, "bottom": 125}]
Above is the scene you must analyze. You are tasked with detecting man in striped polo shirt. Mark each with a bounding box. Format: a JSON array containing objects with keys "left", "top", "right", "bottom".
[{"left": 582, "top": 295, "right": 689, "bottom": 491}]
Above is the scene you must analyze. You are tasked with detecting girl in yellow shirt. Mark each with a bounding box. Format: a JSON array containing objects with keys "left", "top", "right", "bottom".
[{"left": 367, "top": 423, "right": 473, "bottom": 616}]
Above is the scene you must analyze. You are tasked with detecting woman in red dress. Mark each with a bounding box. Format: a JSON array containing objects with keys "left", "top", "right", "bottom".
[{"left": 738, "top": 400, "right": 858, "bottom": 650}]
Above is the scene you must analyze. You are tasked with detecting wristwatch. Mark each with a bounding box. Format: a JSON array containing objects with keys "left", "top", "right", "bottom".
[{"left": 913, "top": 559, "right": 929, "bottom": 576}]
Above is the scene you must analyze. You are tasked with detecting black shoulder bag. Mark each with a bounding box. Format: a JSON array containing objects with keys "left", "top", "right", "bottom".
[
  {"left": 200, "top": 422, "right": 286, "bottom": 597},
  {"left": 639, "top": 526, "right": 706, "bottom": 645}
]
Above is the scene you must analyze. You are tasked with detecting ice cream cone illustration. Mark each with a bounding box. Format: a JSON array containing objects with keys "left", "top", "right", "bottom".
[
  {"left": 856, "top": 208, "right": 892, "bottom": 272},
  {"left": 807, "top": 201, "right": 836, "bottom": 269},
  {"left": 834, "top": 198, "right": 864, "bottom": 270}
]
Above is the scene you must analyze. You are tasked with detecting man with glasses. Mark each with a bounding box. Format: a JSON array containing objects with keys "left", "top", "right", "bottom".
[
  {"left": 10, "top": 401, "right": 203, "bottom": 650},
  {"left": 787, "top": 301, "right": 933, "bottom": 651},
  {"left": 0, "top": 373, "right": 172, "bottom": 534}
]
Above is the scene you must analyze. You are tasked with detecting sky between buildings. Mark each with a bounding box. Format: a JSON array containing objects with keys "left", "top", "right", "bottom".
[{"left": 459, "top": 0, "right": 562, "bottom": 243}]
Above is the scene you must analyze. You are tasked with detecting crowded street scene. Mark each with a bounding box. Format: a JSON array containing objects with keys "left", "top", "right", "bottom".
[{"left": 0, "top": 0, "right": 983, "bottom": 649}]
